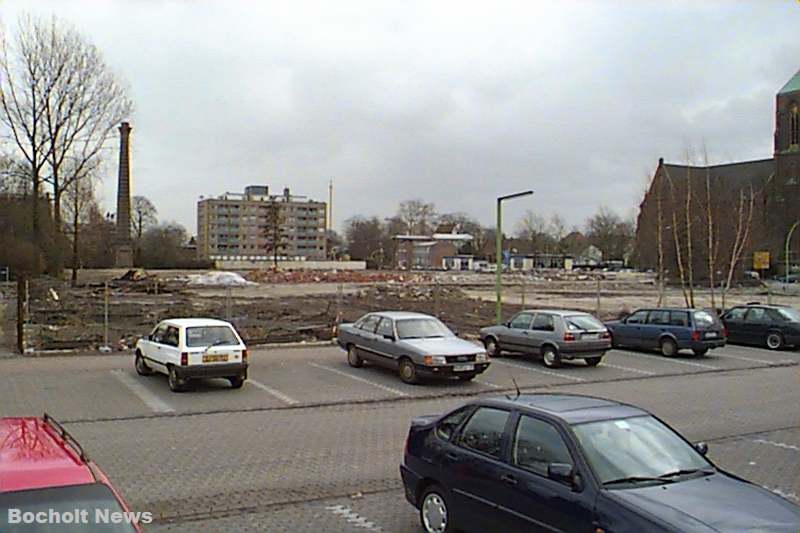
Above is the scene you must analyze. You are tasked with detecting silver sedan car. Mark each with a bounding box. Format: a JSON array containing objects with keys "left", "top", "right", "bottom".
[{"left": 336, "top": 311, "right": 490, "bottom": 384}]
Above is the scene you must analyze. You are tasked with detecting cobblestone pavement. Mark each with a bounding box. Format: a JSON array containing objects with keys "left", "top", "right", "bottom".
[{"left": 1, "top": 344, "right": 798, "bottom": 531}]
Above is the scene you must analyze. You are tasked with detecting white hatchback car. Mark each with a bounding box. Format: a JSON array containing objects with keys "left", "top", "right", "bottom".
[{"left": 134, "top": 318, "right": 248, "bottom": 392}]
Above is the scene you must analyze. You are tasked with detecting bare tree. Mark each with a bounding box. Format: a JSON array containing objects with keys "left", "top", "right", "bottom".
[
  {"left": 662, "top": 167, "right": 691, "bottom": 307},
  {"left": 702, "top": 146, "right": 720, "bottom": 310},
  {"left": 653, "top": 171, "right": 666, "bottom": 306},
  {"left": 263, "top": 199, "right": 287, "bottom": 269},
  {"left": 548, "top": 214, "right": 567, "bottom": 252},
  {"left": 585, "top": 206, "right": 634, "bottom": 261},
  {"left": 0, "top": 16, "right": 52, "bottom": 240},
  {"left": 517, "top": 210, "right": 552, "bottom": 253},
  {"left": 721, "top": 187, "right": 755, "bottom": 308},
  {"left": 683, "top": 160, "right": 695, "bottom": 308},
  {"left": 62, "top": 161, "right": 97, "bottom": 285},
  {"left": 131, "top": 195, "right": 158, "bottom": 242},
  {"left": 32, "top": 16, "right": 132, "bottom": 230},
  {"left": 397, "top": 199, "right": 437, "bottom": 234}
]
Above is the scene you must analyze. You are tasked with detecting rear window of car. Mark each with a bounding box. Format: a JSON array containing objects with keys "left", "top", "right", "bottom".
[
  {"left": 185, "top": 326, "right": 239, "bottom": 348},
  {"left": 776, "top": 307, "right": 800, "bottom": 322},
  {"left": 0, "top": 483, "right": 137, "bottom": 532},
  {"left": 565, "top": 315, "right": 604, "bottom": 331},
  {"left": 692, "top": 310, "right": 718, "bottom": 329},
  {"left": 669, "top": 311, "right": 689, "bottom": 327}
]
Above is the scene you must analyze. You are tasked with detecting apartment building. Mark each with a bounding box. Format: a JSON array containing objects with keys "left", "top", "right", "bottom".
[{"left": 197, "top": 185, "right": 327, "bottom": 261}]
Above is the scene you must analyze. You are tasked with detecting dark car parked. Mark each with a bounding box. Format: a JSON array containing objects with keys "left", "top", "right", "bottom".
[
  {"left": 400, "top": 394, "right": 800, "bottom": 533},
  {"left": 722, "top": 304, "right": 800, "bottom": 350},
  {"left": 605, "top": 308, "right": 725, "bottom": 357}
]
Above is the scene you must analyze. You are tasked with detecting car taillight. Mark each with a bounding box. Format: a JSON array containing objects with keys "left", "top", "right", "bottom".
[
  {"left": 242, "top": 349, "right": 248, "bottom": 362},
  {"left": 180, "top": 352, "right": 188, "bottom": 366},
  {"left": 691, "top": 331, "right": 701, "bottom": 342},
  {"left": 723, "top": 327, "right": 728, "bottom": 338},
  {"left": 601, "top": 331, "right": 611, "bottom": 339},
  {"left": 564, "top": 332, "right": 576, "bottom": 342}
]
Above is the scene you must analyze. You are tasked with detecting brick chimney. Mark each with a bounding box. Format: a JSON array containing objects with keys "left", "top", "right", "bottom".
[{"left": 114, "top": 122, "right": 134, "bottom": 267}]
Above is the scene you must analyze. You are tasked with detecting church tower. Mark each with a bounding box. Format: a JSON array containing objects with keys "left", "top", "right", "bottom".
[
  {"left": 775, "top": 69, "right": 800, "bottom": 154},
  {"left": 772, "top": 69, "right": 800, "bottom": 259}
]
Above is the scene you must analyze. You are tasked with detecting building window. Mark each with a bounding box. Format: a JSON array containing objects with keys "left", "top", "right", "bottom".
[{"left": 791, "top": 105, "right": 799, "bottom": 146}]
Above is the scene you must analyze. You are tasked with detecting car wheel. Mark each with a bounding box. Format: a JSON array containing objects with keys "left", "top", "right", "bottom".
[
  {"left": 135, "top": 351, "right": 153, "bottom": 376},
  {"left": 585, "top": 356, "right": 602, "bottom": 367},
  {"left": 228, "top": 376, "right": 245, "bottom": 389},
  {"left": 766, "top": 332, "right": 784, "bottom": 350},
  {"left": 419, "top": 485, "right": 454, "bottom": 533},
  {"left": 693, "top": 348, "right": 708, "bottom": 357},
  {"left": 399, "top": 358, "right": 418, "bottom": 384},
  {"left": 542, "top": 346, "right": 562, "bottom": 368},
  {"left": 457, "top": 373, "right": 476, "bottom": 382},
  {"left": 347, "top": 345, "right": 364, "bottom": 368},
  {"left": 660, "top": 338, "right": 678, "bottom": 357},
  {"left": 484, "top": 337, "right": 502, "bottom": 357},
  {"left": 168, "top": 366, "right": 185, "bottom": 392}
]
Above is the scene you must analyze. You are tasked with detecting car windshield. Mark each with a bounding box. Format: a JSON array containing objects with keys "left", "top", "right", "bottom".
[
  {"left": 396, "top": 318, "right": 453, "bottom": 339},
  {"left": 692, "top": 310, "right": 718, "bottom": 329},
  {"left": 776, "top": 307, "right": 800, "bottom": 322},
  {"left": 572, "top": 415, "right": 712, "bottom": 488},
  {"left": 0, "top": 483, "right": 137, "bottom": 532},
  {"left": 565, "top": 315, "right": 604, "bottom": 331},
  {"left": 185, "top": 325, "right": 239, "bottom": 348}
]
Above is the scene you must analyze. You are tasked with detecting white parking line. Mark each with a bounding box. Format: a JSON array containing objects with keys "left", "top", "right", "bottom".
[
  {"left": 325, "top": 504, "right": 383, "bottom": 531},
  {"left": 308, "top": 363, "right": 408, "bottom": 397},
  {"left": 475, "top": 379, "right": 502, "bottom": 389},
  {"left": 753, "top": 438, "right": 800, "bottom": 452},
  {"left": 712, "top": 352, "right": 789, "bottom": 366},
  {"left": 599, "top": 363, "right": 655, "bottom": 376},
  {"left": 248, "top": 379, "right": 298, "bottom": 405},
  {"left": 111, "top": 370, "right": 174, "bottom": 414},
  {"left": 616, "top": 350, "right": 718, "bottom": 370},
  {"left": 493, "top": 360, "right": 585, "bottom": 382}
]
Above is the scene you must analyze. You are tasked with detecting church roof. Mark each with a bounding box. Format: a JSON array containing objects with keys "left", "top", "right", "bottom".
[
  {"left": 779, "top": 69, "right": 800, "bottom": 95},
  {"left": 661, "top": 158, "right": 774, "bottom": 187}
]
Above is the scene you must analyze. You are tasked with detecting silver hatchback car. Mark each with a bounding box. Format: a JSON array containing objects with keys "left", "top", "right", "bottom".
[{"left": 480, "top": 309, "right": 611, "bottom": 368}]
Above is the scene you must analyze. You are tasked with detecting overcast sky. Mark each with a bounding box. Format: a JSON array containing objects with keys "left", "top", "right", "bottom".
[{"left": 2, "top": 0, "right": 799, "bottom": 235}]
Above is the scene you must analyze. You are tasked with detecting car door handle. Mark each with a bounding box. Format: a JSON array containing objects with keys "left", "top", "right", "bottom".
[
  {"left": 445, "top": 452, "right": 462, "bottom": 462},
  {"left": 500, "top": 474, "right": 518, "bottom": 485}
]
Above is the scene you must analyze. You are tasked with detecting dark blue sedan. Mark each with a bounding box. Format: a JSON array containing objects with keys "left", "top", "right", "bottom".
[{"left": 400, "top": 394, "right": 800, "bottom": 533}]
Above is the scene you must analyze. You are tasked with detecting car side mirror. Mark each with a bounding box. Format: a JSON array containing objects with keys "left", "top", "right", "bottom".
[
  {"left": 694, "top": 442, "right": 708, "bottom": 456},
  {"left": 548, "top": 463, "right": 582, "bottom": 491},
  {"left": 384, "top": 334, "right": 395, "bottom": 341}
]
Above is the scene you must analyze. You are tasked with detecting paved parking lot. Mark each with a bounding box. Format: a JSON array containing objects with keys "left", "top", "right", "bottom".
[
  {"left": 2, "top": 342, "right": 797, "bottom": 422},
  {"left": 1, "top": 342, "right": 798, "bottom": 531}
]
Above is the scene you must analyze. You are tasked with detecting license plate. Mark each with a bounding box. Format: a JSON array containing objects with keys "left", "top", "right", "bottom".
[
  {"left": 705, "top": 332, "right": 718, "bottom": 338},
  {"left": 453, "top": 363, "right": 475, "bottom": 372},
  {"left": 581, "top": 333, "right": 599, "bottom": 339},
  {"left": 202, "top": 354, "right": 229, "bottom": 363}
]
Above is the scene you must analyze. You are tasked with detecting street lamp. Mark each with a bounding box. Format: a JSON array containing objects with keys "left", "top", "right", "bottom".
[
  {"left": 785, "top": 220, "right": 800, "bottom": 283},
  {"left": 496, "top": 190, "right": 534, "bottom": 324}
]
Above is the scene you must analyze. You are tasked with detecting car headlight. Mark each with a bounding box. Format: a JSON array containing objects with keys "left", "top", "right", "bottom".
[
  {"left": 423, "top": 355, "right": 447, "bottom": 366},
  {"left": 475, "top": 352, "right": 489, "bottom": 363}
]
